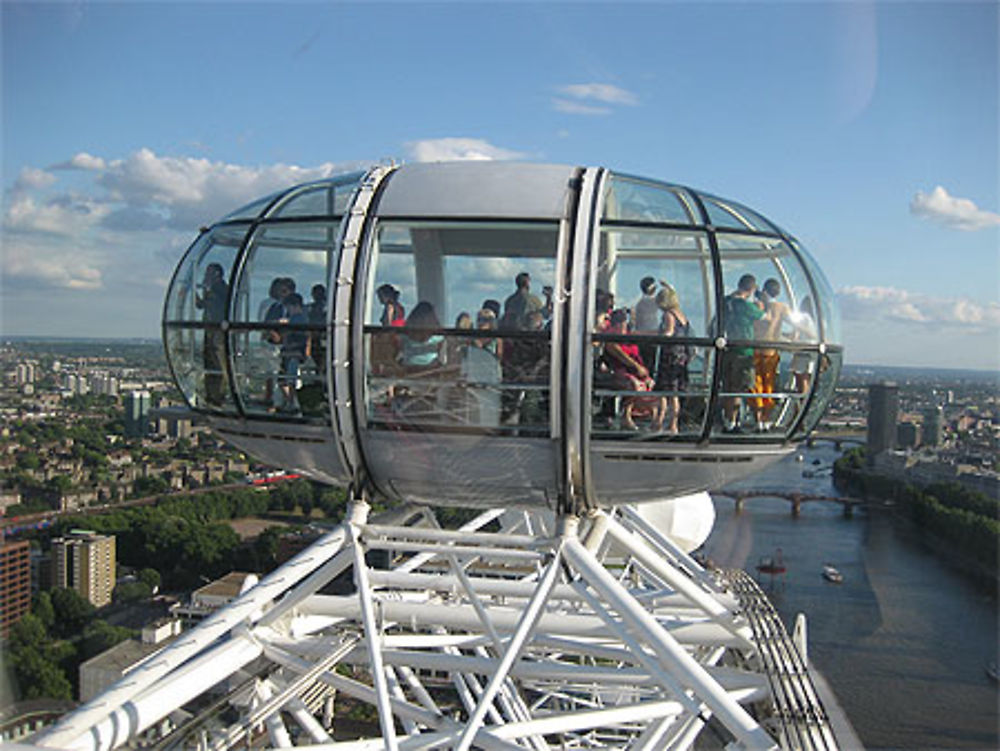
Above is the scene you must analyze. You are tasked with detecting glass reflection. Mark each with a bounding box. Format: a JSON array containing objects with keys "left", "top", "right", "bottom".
[
  {"left": 796, "top": 350, "right": 842, "bottom": 437},
  {"left": 165, "top": 225, "right": 245, "bottom": 323},
  {"left": 794, "top": 240, "right": 842, "bottom": 344},
  {"left": 604, "top": 175, "right": 697, "bottom": 224},
  {"left": 165, "top": 327, "right": 236, "bottom": 412}
]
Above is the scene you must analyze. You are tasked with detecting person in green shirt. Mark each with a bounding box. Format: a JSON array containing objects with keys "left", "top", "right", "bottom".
[{"left": 721, "top": 274, "right": 765, "bottom": 432}]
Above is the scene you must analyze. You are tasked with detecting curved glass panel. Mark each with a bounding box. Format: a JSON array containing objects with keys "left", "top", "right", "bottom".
[
  {"left": 164, "top": 327, "right": 237, "bottom": 412},
  {"left": 590, "top": 223, "right": 714, "bottom": 442},
  {"left": 164, "top": 224, "right": 247, "bottom": 323},
  {"left": 363, "top": 220, "right": 558, "bottom": 434},
  {"left": 699, "top": 195, "right": 777, "bottom": 233},
  {"left": 596, "top": 228, "right": 714, "bottom": 336},
  {"left": 711, "top": 235, "right": 825, "bottom": 438},
  {"left": 604, "top": 175, "right": 697, "bottom": 225},
  {"left": 592, "top": 342, "right": 714, "bottom": 439},
  {"left": 717, "top": 235, "right": 819, "bottom": 345},
  {"left": 699, "top": 194, "right": 779, "bottom": 234},
  {"left": 793, "top": 240, "right": 842, "bottom": 344},
  {"left": 795, "top": 349, "right": 842, "bottom": 437},
  {"left": 163, "top": 225, "right": 246, "bottom": 414},
  {"left": 266, "top": 174, "right": 363, "bottom": 219},
  {"left": 710, "top": 346, "right": 811, "bottom": 438},
  {"left": 220, "top": 191, "right": 285, "bottom": 222},
  {"left": 230, "top": 222, "right": 337, "bottom": 421},
  {"left": 269, "top": 185, "right": 335, "bottom": 218}
]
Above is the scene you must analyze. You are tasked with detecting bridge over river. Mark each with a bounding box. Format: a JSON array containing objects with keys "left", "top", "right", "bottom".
[
  {"left": 805, "top": 431, "right": 867, "bottom": 450},
  {"left": 711, "top": 488, "right": 865, "bottom": 517}
]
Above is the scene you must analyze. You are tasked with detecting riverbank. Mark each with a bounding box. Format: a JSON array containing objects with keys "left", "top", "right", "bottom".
[{"left": 706, "top": 443, "right": 999, "bottom": 750}]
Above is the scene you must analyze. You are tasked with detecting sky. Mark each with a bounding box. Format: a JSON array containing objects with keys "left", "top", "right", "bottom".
[{"left": 2, "top": 1, "right": 997, "bottom": 370}]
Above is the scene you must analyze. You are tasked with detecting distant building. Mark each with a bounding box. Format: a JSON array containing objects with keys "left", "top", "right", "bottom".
[
  {"left": 124, "top": 390, "right": 151, "bottom": 437},
  {"left": 89, "top": 372, "right": 119, "bottom": 397},
  {"left": 0, "top": 540, "right": 32, "bottom": 637},
  {"left": 15, "top": 362, "right": 35, "bottom": 386},
  {"left": 79, "top": 619, "right": 181, "bottom": 702},
  {"left": 896, "top": 421, "right": 920, "bottom": 449},
  {"left": 923, "top": 406, "right": 944, "bottom": 447},
  {"left": 51, "top": 530, "right": 116, "bottom": 607},
  {"left": 867, "top": 382, "right": 899, "bottom": 463},
  {"left": 172, "top": 571, "right": 258, "bottom": 623}
]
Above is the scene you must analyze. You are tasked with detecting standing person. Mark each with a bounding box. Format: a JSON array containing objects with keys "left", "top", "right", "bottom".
[
  {"left": 632, "top": 276, "right": 660, "bottom": 371},
  {"left": 307, "top": 284, "right": 327, "bottom": 372},
  {"left": 196, "top": 263, "right": 229, "bottom": 406},
  {"left": 448, "top": 311, "right": 473, "bottom": 365},
  {"left": 261, "top": 278, "right": 294, "bottom": 409},
  {"left": 278, "top": 293, "right": 310, "bottom": 413},
  {"left": 506, "top": 309, "right": 550, "bottom": 427},
  {"left": 751, "top": 279, "right": 787, "bottom": 431},
  {"left": 720, "top": 274, "right": 765, "bottom": 432},
  {"left": 752, "top": 279, "right": 818, "bottom": 430},
  {"left": 462, "top": 309, "right": 503, "bottom": 426},
  {"left": 502, "top": 272, "right": 542, "bottom": 331},
  {"left": 653, "top": 284, "right": 691, "bottom": 434}
]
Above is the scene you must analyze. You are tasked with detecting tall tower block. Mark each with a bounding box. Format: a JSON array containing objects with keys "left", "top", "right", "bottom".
[{"left": 867, "top": 382, "right": 899, "bottom": 462}]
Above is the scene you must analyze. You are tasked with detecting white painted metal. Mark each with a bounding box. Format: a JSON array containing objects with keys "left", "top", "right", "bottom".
[{"left": 31, "top": 500, "right": 839, "bottom": 751}]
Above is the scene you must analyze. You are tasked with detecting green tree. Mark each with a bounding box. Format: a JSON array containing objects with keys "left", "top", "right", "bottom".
[
  {"left": 81, "top": 619, "right": 133, "bottom": 661},
  {"left": 10, "top": 647, "right": 73, "bottom": 700},
  {"left": 49, "top": 587, "right": 96, "bottom": 639},
  {"left": 33, "top": 591, "right": 56, "bottom": 632},
  {"left": 114, "top": 580, "right": 153, "bottom": 603},
  {"left": 134, "top": 475, "right": 170, "bottom": 496},
  {"left": 7, "top": 613, "right": 48, "bottom": 651},
  {"left": 16, "top": 452, "right": 40, "bottom": 470},
  {"left": 138, "top": 567, "right": 161, "bottom": 592}
]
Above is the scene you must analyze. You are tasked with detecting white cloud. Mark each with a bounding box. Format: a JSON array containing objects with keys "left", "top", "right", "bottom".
[
  {"left": 3, "top": 194, "right": 112, "bottom": 236},
  {"left": 838, "top": 285, "right": 1000, "bottom": 330},
  {"left": 910, "top": 186, "right": 1000, "bottom": 232},
  {"left": 12, "top": 167, "right": 56, "bottom": 193},
  {"left": 91, "top": 148, "right": 363, "bottom": 229},
  {"left": 2, "top": 236, "right": 103, "bottom": 290},
  {"left": 552, "top": 99, "right": 612, "bottom": 116},
  {"left": 558, "top": 83, "right": 639, "bottom": 106},
  {"left": 1, "top": 148, "right": 366, "bottom": 303},
  {"left": 405, "top": 138, "right": 525, "bottom": 163},
  {"left": 51, "top": 152, "right": 107, "bottom": 171}
]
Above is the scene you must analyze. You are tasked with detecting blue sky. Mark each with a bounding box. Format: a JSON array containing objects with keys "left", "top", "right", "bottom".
[{"left": 2, "top": 1, "right": 997, "bottom": 370}]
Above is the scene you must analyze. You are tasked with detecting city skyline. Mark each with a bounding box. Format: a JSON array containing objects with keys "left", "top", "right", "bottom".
[{"left": 2, "top": 2, "right": 998, "bottom": 370}]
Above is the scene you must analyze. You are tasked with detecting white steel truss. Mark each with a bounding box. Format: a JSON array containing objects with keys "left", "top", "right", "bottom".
[{"left": 32, "top": 496, "right": 839, "bottom": 751}]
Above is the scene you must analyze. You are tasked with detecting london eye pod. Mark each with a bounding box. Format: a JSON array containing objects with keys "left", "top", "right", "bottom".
[{"left": 162, "top": 161, "right": 842, "bottom": 514}]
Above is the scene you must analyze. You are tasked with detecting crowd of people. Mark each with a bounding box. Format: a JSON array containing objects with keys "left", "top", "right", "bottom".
[
  {"left": 370, "top": 272, "right": 553, "bottom": 428},
  {"left": 250, "top": 276, "right": 327, "bottom": 414},
  {"left": 195, "top": 264, "right": 815, "bottom": 431}
]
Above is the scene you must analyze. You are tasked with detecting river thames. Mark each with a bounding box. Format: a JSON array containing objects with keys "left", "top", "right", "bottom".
[{"left": 705, "top": 444, "right": 999, "bottom": 750}]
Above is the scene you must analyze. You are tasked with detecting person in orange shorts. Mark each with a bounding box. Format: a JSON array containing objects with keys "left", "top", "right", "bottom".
[{"left": 751, "top": 279, "right": 790, "bottom": 431}]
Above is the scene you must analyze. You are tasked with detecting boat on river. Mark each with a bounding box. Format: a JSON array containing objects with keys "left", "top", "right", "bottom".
[
  {"left": 823, "top": 564, "right": 844, "bottom": 583},
  {"left": 986, "top": 661, "right": 998, "bottom": 683},
  {"left": 757, "top": 549, "right": 787, "bottom": 575}
]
